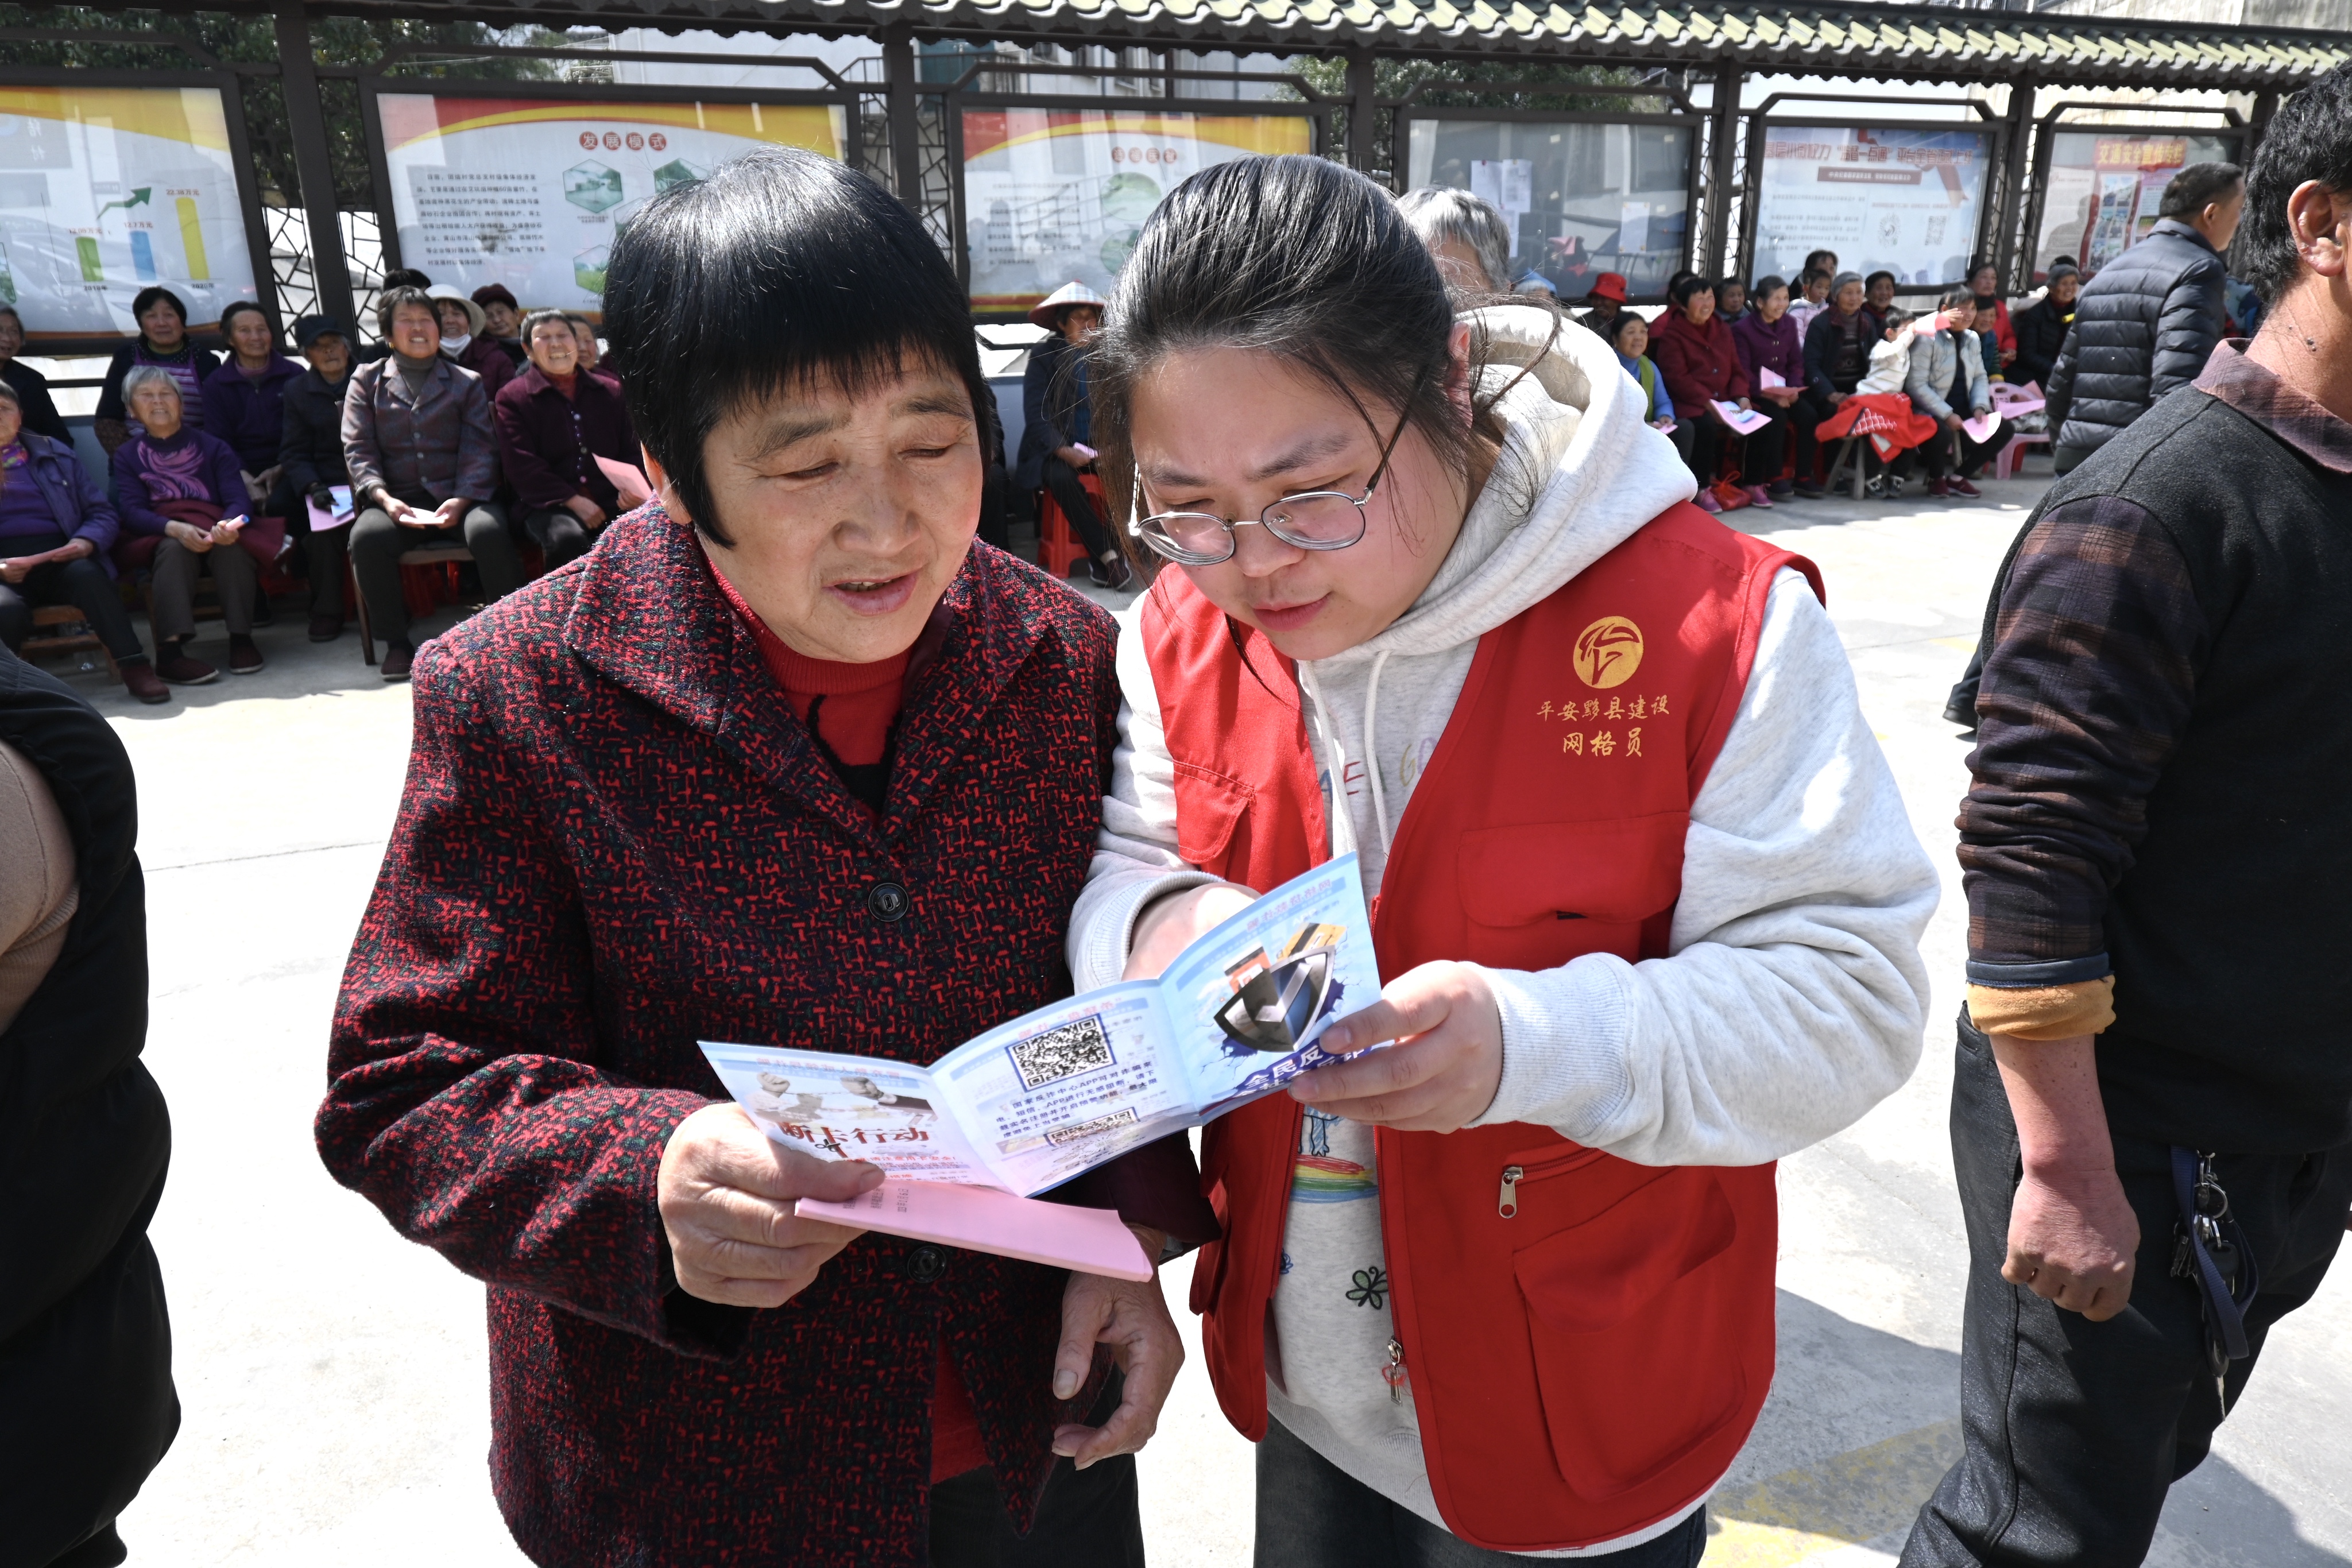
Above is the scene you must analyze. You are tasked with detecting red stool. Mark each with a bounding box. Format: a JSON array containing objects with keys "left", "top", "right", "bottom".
[{"left": 1036, "top": 472, "right": 1107, "bottom": 579}]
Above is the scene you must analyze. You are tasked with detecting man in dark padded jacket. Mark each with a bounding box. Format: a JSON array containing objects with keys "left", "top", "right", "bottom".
[
  {"left": 1908, "top": 68, "right": 2352, "bottom": 1568},
  {"left": 0, "top": 644, "right": 178, "bottom": 1567},
  {"left": 2044, "top": 161, "right": 2241, "bottom": 473}
]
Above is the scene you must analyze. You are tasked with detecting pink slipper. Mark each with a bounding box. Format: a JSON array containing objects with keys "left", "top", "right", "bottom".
[
  {"left": 1744, "top": 485, "right": 1775, "bottom": 508},
  {"left": 1694, "top": 489, "right": 1722, "bottom": 513}
]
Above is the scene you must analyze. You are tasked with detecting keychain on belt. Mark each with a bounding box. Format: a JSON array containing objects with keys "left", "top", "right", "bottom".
[{"left": 2168, "top": 1147, "right": 2260, "bottom": 1408}]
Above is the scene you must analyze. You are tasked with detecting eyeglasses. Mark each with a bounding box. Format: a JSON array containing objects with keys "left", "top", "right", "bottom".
[{"left": 1129, "top": 402, "right": 1415, "bottom": 567}]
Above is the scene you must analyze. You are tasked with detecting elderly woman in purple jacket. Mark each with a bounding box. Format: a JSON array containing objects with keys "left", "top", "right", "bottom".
[
  {"left": 0, "top": 382, "right": 168, "bottom": 703},
  {"left": 1731, "top": 275, "right": 1817, "bottom": 503},
  {"left": 111, "top": 366, "right": 262, "bottom": 684},
  {"left": 200, "top": 301, "right": 304, "bottom": 513}
]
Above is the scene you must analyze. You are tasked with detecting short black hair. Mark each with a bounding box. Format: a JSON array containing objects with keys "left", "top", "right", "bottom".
[
  {"left": 520, "top": 307, "right": 574, "bottom": 349},
  {"left": 1864, "top": 270, "right": 1895, "bottom": 290},
  {"left": 1600, "top": 308, "right": 1648, "bottom": 351},
  {"left": 376, "top": 284, "right": 434, "bottom": 340},
  {"left": 2242, "top": 65, "right": 2352, "bottom": 300},
  {"left": 219, "top": 299, "right": 272, "bottom": 339},
  {"left": 1753, "top": 274, "right": 1789, "bottom": 302},
  {"left": 381, "top": 268, "right": 432, "bottom": 291},
  {"left": 2159, "top": 160, "right": 2245, "bottom": 219},
  {"left": 131, "top": 286, "right": 187, "bottom": 326},
  {"left": 1672, "top": 273, "right": 1713, "bottom": 307},
  {"left": 604, "top": 146, "right": 987, "bottom": 549},
  {"left": 1940, "top": 287, "right": 1976, "bottom": 311}
]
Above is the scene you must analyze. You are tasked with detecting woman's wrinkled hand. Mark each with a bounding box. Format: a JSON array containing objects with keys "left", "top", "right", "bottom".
[
  {"left": 1289, "top": 960, "right": 1503, "bottom": 1133},
  {"left": 164, "top": 518, "right": 214, "bottom": 553},
  {"left": 657, "top": 1102, "right": 882, "bottom": 1308},
  {"left": 1051, "top": 1229, "right": 1181, "bottom": 1470}
]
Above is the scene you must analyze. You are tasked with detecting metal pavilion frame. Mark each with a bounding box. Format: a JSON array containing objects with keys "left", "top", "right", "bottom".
[{"left": 0, "top": 3, "right": 2331, "bottom": 344}]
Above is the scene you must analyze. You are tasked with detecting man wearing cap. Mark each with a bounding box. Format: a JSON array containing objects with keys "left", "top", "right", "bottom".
[
  {"left": 427, "top": 285, "right": 513, "bottom": 398},
  {"left": 471, "top": 284, "right": 528, "bottom": 369},
  {"left": 1015, "top": 281, "right": 1129, "bottom": 590},
  {"left": 1574, "top": 271, "right": 1629, "bottom": 336},
  {"left": 280, "top": 316, "right": 359, "bottom": 642}
]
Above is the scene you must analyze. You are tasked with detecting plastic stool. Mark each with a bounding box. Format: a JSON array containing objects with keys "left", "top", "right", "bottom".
[
  {"left": 1993, "top": 432, "right": 2049, "bottom": 481},
  {"left": 1036, "top": 472, "right": 1107, "bottom": 579}
]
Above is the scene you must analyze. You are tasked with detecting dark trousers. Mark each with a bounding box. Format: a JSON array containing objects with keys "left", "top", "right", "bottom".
[
  {"left": 148, "top": 536, "right": 256, "bottom": 641},
  {"left": 301, "top": 520, "right": 352, "bottom": 618},
  {"left": 1253, "top": 1416, "right": 1707, "bottom": 1567},
  {"left": 929, "top": 1373, "right": 1145, "bottom": 1568},
  {"left": 1917, "top": 421, "right": 2014, "bottom": 480},
  {"left": 1901, "top": 1016, "right": 2352, "bottom": 1568},
  {"left": 0, "top": 552, "right": 147, "bottom": 663},
  {"left": 1678, "top": 417, "right": 1727, "bottom": 490},
  {"left": 1740, "top": 402, "right": 1815, "bottom": 487},
  {"left": 1042, "top": 458, "right": 1116, "bottom": 560},
  {"left": 519, "top": 506, "right": 597, "bottom": 571},
  {"left": 349, "top": 493, "right": 519, "bottom": 646}
]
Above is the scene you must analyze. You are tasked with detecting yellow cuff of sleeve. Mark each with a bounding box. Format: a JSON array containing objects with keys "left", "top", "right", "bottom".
[{"left": 1966, "top": 976, "right": 2115, "bottom": 1041}]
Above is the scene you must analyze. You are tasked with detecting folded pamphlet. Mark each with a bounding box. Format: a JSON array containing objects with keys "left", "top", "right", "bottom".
[
  {"left": 795, "top": 1180, "right": 1153, "bottom": 1280},
  {"left": 1961, "top": 408, "right": 2002, "bottom": 445},
  {"left": 595, "top": 455, "right": 653, "bottom": 510},
  {"left": 304, "top": 484, "right": 355, "bottom": 532},
  {"left": 1757, "top": 366, "right": 1786, "bottom": 390},
  {"left": 1712, "top": 400, "right": 1773, "bottom": 436},
  {"left": 702, "top": 857, "right": 1382, "bottom": 1261}
]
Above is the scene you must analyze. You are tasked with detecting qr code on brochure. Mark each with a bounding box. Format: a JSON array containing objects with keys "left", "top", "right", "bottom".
[{"left": 1008, "top": 1014, "right": 1115, "bottom": 1091}]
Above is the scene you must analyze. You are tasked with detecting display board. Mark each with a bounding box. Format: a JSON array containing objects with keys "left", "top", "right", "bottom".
[
  {"left": 963, "top": 110, "right": 1312, "bottom": 313},
  {"left": 2030, "top": 131, "right": 2235, "bottom": 281},
  {"left": 0, "top": 85, "right": 261, "bottom": 340},
  {"left": 1405, "top": 119, "right": 1692, "bottom": 299},
  {"left": 374, "top": 93, "right": 846, "bottom": 316},
  {"left": 1751, "top": 126, "right": 1993, "bottom": 289}
]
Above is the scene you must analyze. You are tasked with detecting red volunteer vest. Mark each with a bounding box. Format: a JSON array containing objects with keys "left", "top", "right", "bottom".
[{"left": 1143, "top": 503, "right": 1821, "bottom": 1552}]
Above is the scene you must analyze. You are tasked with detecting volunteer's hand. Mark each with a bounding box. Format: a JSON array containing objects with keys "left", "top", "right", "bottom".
[
  {"left": 1051, "top": 1226, "right": 1179, "bottom": 1469},
  {"left": 1124, "top": 882, "right": 1256, "bottom": 981},
  {"left": 1289, "top": 960, "right": 1502, "bottom": 1133},
  {"left": 657, "top": 1102, "right": 881, "bottom": 1308},
  {"left": 2003, "top": 1163, "right": 2139, "bottom": 1320}
]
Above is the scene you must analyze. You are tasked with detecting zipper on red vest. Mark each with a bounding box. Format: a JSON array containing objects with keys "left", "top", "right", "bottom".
[{"left": 1497, "top": 1147, "right": 1608, "bottom": 1217}]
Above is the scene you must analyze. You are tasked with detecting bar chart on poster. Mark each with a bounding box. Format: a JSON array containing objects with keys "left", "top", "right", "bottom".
[
  {"left": 962, "top": 110, "right": 1312, "bottom": 313},
  {"left": 0, "top": 86, "right": 260, "bottom": 340},
  {"left": 373, "top": 94, "right": 846, "bottom": 316}
]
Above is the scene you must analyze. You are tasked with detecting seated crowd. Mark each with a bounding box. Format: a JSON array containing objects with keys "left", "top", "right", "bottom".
[{"left": 0, "top": 271, "right": 630, "bottom": 702}]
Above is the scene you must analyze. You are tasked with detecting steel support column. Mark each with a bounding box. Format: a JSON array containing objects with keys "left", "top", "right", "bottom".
[
  {"left": 1995, "top": 82, "right": 2036, "bottom": 292},
  {"left": 1345, "top": 47, "right": 1376, "bottom": 175},
  {"left": 274, "top": 5, "right": 354, "bottom": 330},
  {"left": 1701, "top": 62, "right": 1741, "bottom": 277},
  {"left": 883, "top": 24, "right": 923, "bottom": 212}
]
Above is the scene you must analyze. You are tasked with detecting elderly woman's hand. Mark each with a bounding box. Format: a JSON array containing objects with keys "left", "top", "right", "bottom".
[
  {"left": 164, "top": 519, "right": 214, "bottom": 553},
  {"left": 657, "top": 1103, "right": 884, "bottom": 1308},
  {"left": 1051, "top": 1234, "right": 1182, "bottom": 1470}
]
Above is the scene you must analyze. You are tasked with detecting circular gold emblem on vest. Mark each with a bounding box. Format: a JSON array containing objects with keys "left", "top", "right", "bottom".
[{"left": 1572, "top": 616, "right": 1645, "bottom": 689}]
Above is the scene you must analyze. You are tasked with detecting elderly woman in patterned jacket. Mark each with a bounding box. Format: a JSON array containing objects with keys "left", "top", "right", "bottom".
[{"left": 316, "top": 146, "right": 1213, "bottom": 1568}]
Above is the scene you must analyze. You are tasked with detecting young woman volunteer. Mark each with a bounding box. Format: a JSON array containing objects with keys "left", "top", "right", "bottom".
[{"left": 1068, "top": 155, "right": 1939, "bottom": 1566}]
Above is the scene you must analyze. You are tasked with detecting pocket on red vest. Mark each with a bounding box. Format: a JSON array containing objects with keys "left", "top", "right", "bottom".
[
  {"left": 1455, "top": 812, "right": 1688, "bottom": 967},
  {"left": 1511, "top": 1165, "right": 1748, "bottom": 1500},
  {"left": 1171, "top": 761, "right": 1255, "bottom": 871}
]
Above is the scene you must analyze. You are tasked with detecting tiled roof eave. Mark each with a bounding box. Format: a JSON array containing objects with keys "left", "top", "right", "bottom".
[{"left": 363, "top": 0, "right": 2352, "bottom": 84}]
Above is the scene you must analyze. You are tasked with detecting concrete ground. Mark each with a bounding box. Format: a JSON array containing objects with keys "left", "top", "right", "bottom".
[{"left": 55, "top": 470, "right": 2348, "bottom": 1566}]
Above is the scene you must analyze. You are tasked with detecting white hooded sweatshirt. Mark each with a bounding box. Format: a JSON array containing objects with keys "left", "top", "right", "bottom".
[{"left": 1069, "top": 307, "right": 1939, "bottom": 1554}]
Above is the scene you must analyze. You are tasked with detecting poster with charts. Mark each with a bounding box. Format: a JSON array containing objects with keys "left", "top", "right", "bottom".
[
  {"left": 2030, "top": 133, "right": 2234, "bottom": 281},
  {"left": 962, "top": 110, "right": 1312, "bottom": 313},
  {"left": 1751, "top": 126, "right": 1991, "bottom": 289},
  {"left": 0, "top": 86, "right": 260, "bottom": 342},
  {"left": 374, "top": 94, "right": 845, "bottom": 319}
]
